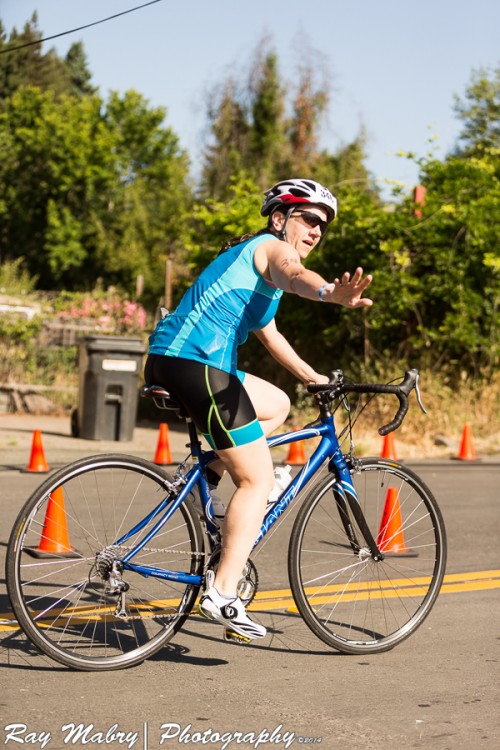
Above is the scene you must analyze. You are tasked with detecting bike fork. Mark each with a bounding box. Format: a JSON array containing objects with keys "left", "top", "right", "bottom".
[{"left": 331, "top": 474, "right": 384, "bottom": 562}]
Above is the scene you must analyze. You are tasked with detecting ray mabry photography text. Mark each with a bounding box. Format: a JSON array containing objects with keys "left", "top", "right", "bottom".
[{"left": 2, "top": 722, "right": 322, "bottom": 749}]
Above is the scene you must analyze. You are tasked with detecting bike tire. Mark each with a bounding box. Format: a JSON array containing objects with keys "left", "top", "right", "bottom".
[
  {"left": 288, "top": 458, "right": 447, "bottom": 654},
  {"left": 6, "top": 454, "right": 205, "bottom": 671}
]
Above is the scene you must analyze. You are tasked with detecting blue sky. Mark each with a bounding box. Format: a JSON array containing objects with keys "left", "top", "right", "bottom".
[{"left": 2, "top": 0, "right": 499, "bottom": 197}]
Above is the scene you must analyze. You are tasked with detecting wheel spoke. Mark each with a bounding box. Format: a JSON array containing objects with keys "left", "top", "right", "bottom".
[
  {"left": 289, "top": 460, "right": 447, "bottom": 653},
  {"left": 7, "top": 455, "right": 204, "bottom": 671}
]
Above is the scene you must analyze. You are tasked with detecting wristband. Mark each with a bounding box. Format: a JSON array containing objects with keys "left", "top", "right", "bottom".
[{"left": 317, "top": 283, "right": 335, "bottom": 301}]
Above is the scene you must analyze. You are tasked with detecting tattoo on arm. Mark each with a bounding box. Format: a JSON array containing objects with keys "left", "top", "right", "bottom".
[
  {"left": 279, "top": 256, "right": 303, "bottom": 291},
  {"left": 279, "top": 256, "right": 300, "bottom": 270}
]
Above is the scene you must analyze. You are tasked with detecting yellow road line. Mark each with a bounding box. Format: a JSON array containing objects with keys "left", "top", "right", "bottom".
[
  {"left": 246, "top": 569, "right": 500, "bottom": 601},
  {"left": 268, "top": 579, "right": 500, "bottom": 613},
  {"left": 248, "top": 569, "right": 500, "bottom": 610},
  {"left": 2, "top": 570, "right": 499, "bottom": 631}
]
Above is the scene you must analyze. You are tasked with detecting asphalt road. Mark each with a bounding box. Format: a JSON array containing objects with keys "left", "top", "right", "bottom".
[{"left": 1, "top": 462, "right": 499, "bottom": 750}]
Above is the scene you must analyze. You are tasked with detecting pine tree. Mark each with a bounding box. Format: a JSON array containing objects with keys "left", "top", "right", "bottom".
[
  {"left": 0, "top": 13, "right": 95, "bottom": 107},
  {"left": 65, "top": 42, "right": 97, "bottom": 97}
]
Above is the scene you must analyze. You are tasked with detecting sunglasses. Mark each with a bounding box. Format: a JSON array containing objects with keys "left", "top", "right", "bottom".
[{"left": 293, "top": 210, "right": 328, "bottom": 235}]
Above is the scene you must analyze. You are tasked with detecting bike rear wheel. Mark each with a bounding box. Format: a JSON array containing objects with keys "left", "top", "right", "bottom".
[
  {"left": 288, "top": 459, "right": 447, "bottom": 654},
  {"left": 6, "top": 454, "right": 204, "bottom": 671}
]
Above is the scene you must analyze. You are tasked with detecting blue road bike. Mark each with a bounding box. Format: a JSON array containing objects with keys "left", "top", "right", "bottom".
[{"left": 6, "top": 369, "right": 447, "bottom": 671}]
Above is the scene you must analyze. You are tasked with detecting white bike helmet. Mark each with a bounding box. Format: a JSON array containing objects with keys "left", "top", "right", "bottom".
[{"left": 261, "top": 178, "right": 338, "bottom": 222}]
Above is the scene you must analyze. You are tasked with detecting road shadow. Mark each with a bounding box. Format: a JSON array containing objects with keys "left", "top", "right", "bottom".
[
  {"left": 180, "top": 613, "right": 341, "bottom": 657},
  {"left": 0, "top": 625, "right": 228, "bottom": 672}
]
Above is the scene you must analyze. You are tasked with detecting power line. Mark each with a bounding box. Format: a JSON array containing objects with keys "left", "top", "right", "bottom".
[{"left": 0, "top": 0, "right": 164, "bottom": 54}]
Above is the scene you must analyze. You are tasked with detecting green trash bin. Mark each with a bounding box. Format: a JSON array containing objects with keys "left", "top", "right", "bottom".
[{"left": 76, "top": 335, "right": 146, "bottom": 441}]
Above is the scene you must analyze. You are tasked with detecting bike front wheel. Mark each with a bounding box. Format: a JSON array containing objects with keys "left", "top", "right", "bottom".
[
  {"left": 6, "top": 454, "right": 204, "bottom": 671},
  {"left": 288, "top": 459, "right": 447, "bottom": 654}
]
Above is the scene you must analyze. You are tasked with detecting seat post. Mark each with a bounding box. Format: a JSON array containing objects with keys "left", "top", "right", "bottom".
[{"left": 186, "top": 417, "right": 202, "bottom": 452}]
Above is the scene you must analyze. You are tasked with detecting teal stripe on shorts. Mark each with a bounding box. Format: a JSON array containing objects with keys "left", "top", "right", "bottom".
[{"left": 202, "top": 417, "right": 262, "bottom": 450}]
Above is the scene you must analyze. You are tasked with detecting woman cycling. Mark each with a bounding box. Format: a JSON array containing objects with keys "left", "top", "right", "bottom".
[{"left": 145, "top": 178, "right": 373, "bottom": 641}]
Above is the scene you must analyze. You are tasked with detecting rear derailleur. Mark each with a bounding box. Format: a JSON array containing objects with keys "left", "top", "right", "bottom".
[{"left": 93, "top": 548, "right": 130, "bottom": 619}]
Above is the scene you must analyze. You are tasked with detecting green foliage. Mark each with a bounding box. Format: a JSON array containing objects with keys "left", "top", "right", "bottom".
[
  {"left": 297, "top": 145, "right": 498, "bottom": 380},
  {"left": 45, "top": 201, "right": 86, "bottom": 276},
  {"left": 248, "top": 48, "right": 287, "bottom": 182},
  {"left": 0, "top": 313, "right": 42, "bottom": 345},
  {"left": 176, "top": 58, "right": 500, "bottom": 384},
  {"left": 0, "top": 314, "right": 44, "bottom": 383},
  {"left": 0, "top": 321, "right": 77, "bottom": 388},
  {"left": 0, "top": 86, "right": 192, "bottom": 303},
  {"left": 65, "top": 41, "right": 96, "bottom": 97},
  {"left": 0, "top": 258, "right": 38, "bottom": 294},
  {"left": 0, "top": 14, "right": 96, "bottom": 104},
  {"left": 409, "top": 151, "right": 499, "bottom": 375},
  {"left": 184, "top": 175, "right": 264, "bottom": 279},
  {"left": 453, "top": 64, "right": 500, "bottom": 155},
  {"left": 273, "top": 66, "right": 499, "bottom": 382}
]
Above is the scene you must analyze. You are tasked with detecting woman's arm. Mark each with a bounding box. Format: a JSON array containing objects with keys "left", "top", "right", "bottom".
[
  {"left": 254, "top": 319, "right": 329, "bottom": 384},
  {"left": 260, "top": 239, "right": 373, "bottom": 308}
]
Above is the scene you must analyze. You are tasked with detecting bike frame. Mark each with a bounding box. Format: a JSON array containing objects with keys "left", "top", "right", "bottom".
[{"left": 117, "top": 411, "right": 378, "bottom": 585}]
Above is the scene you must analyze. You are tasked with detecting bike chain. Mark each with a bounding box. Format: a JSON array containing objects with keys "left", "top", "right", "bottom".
[
  {"left": 114, "top": 545, "right": 208, "bottom": 558},
  {"left": 99, "top": 538, "right": 219, "bottom": 621},
  {"left": 98, "top": 545, "right": 208, "bottom": 622}
]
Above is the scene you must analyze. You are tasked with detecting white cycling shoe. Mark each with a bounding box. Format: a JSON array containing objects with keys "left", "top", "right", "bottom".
[{"left": 198, "top": 572, "right": 266, "bottom": 641}]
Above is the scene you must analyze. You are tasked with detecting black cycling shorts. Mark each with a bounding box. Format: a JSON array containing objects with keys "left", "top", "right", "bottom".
[{"left": 144, "top": 355, "right": 264, "bottom": 451}]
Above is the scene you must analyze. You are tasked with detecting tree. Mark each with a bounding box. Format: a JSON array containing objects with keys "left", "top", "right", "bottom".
[
  {"left": 200, "top": 38, "right": 371, "bottom": 200},
  {"left": 295, "top": 67, "right": 500, "bottom": 380},
  {"left": 289, "top": 79, "right": 323, "bottom": 167},
  {"left": 0, "top": 86, "right": 192, "bottom": 303},
  {"left": 183, "top": 174, "right": 264, "bottom": 279},
  {"left": 247, "top": 45, "right": 287, "bottom": 184},
  {"left": 0, "top": 13, "right": 96, "bottom": 106},
  {"left": 202, "top": 80, "right": 250, "bottom": 198},
  {"left": 453, "top": 64, "right": 500, "bottom": 155},
  {"left": 64, "top": 41, "right": 97, "bottom": 97},
  {"left": 201, "top": 41, "right": 288, "bottom": 197},
  {"left": 409, "top": 150, "right": 499, "bottom": 376},
  {"left": 188, "top": 123, "right": 498, "bottom": 384}
]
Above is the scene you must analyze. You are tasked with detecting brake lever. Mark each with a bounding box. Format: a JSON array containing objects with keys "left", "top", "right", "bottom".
[{"left": 414, "top": 372, "right": 428, "bottom": 415}]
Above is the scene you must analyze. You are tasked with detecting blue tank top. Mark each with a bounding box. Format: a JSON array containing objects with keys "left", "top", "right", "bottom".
[{"left": 148, "top": 233, "right": 283, "bottom": 374}]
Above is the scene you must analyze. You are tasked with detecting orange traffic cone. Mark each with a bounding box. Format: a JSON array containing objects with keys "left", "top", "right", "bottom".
[
  {"left": 381, "top": 432, "right": 398, "bottom": 460},
  {"left": 25, "top": 430, "right": 49, "bottom": 473},
  {"left": 26, "top": 486, "right": 78, "bottom": 558},
  {"left": 377, "top": 487, "right": 417, "bottom": 557},
  {"left": 154, "top": 423, "right": 172, "bottom": 465},
  {"left": 457, "top": 423, "right": 477, "bottom": 461},
  {"left": 285, "top": 429, "right": 306, "bottom": 465}
]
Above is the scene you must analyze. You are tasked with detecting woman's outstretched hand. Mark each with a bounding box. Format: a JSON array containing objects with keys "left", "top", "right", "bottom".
[{"left": 323, "top": 267, "right": 373, "bottom": 308}]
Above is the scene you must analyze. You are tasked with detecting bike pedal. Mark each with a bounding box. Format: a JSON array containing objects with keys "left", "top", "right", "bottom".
[{"left": 223, "top": 628, "right": 251, "bottom": 644}]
